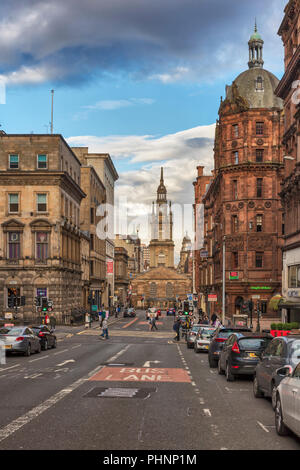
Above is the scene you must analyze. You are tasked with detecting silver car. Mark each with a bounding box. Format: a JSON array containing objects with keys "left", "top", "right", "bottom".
[
  {"left": 194, "top": 326, "right": 216, "bottom": 353},
  {"left": 186, "top": 324, "right": 205, "bottom": 349},
  {"left": 0, "top": 326, "right": 41, "bottom": 356},
  {"left": 275, "top": 362, "right": 300, "bottom": 438}
]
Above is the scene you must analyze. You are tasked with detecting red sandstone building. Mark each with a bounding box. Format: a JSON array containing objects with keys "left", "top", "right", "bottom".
[
  {"left": 194, "top": 26, "right": 285, "bottom": 320},
  {"left": 276, "top": 0, "right": 300, "bottom": 323}
]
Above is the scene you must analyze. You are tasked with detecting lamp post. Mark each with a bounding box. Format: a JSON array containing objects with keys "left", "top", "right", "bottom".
[{"left": 222, "top": 236, "right": 226, "bottom": 325}]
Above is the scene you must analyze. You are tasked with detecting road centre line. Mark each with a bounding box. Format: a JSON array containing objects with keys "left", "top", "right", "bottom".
[
  {"left": 0, "top": 364, "right": 20, "bottom": 372},
  {"left": 203, "top": 409, "right": 212, "bottom": 417},
  {"left": 54, "top": 349, "right": 69, "bottom": 355},
  {"left": 0, "top": 363, "right": 105, "bottom": 444},
  {"left": 71, "top": 345, "right": 81, "bottom": 349},
  {"left": 29, "top": 355, "right": 49, "bottom": 363}
]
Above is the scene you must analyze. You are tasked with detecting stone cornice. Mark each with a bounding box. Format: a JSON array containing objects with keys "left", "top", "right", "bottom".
[{"left": 275, "top": 45, "right": 300, "bottom": 98}]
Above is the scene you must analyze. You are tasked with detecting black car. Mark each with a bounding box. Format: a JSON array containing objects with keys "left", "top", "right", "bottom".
[
  {"left": 208, "top": 326, "right": 252, "bottom": 368},
  {"left": 123, "top": 308, "right": 136, "bottom": 318},
  {"left": 218, "top": 332, "right": 273, "bottom": 381},
  {"left": 31, "top": 325, "right": 57, "bottom": 350},
  {"left": 253, "top": 334, "right": 300, "bottom": 409}
]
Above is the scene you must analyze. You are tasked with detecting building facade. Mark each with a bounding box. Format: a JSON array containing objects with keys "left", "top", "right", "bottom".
[
  {"left": 72, "top": 147, "right": 119, "bottom": 309},
  {"left": 80, "top": 165, "right": 106, "bottom": 310},
  {"left": 276, "top": 0, "right": 300, "bottom": 322},
  {"left": 177, "top": 233, "right": 193, "bottom": 275},
  {"left": 195, "top": 27, "right": 285, "bottom": 319},
  {"left": 114, "top": 246, "right": 129, "bottom": 306},
  {"left": 149, "top": 168, "right": 175, "bottom": 268},
  {"left": 0, "top": 134, "right": 86, "bottom": 322}
]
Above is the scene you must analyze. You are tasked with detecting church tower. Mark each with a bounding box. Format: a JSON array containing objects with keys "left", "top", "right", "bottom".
[{"left": 149, "top": 168, "right": 175, "bottom": 268}]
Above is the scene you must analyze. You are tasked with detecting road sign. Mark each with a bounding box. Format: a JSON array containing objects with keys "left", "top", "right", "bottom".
[
  {"left": 252, "top": 295, "right": 261, "bottom": 299},
  {"left": 200, "top": 251, "right": 208, "bottom": 258},
  {"left": 229, "top": 271, "right": 239, "bottom": 280},
  {"left": 92, "top": 305, "right": 98, "bottom": 311},
  {"left": 187, "top": 294, "right": 193, "bottom": 302},
  {"left": 208, "top": 294, "right": 217, "bottom": 302}
]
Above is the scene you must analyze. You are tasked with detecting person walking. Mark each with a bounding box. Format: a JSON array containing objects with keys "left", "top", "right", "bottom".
[
  {"left": 173, "top": 317, "right": 181, "bottom": 342},
  {"left": 50, "top": 314, "right": 56, "bottom": 331},
  {"left": 151, "top": 316, "right": 158, "bottom": 331},
  {"left": 202, "top": 315, "right": 209, "bottom": 325},
  {"left": 100, "top": 318, "right": 109, "bottom": 339}
]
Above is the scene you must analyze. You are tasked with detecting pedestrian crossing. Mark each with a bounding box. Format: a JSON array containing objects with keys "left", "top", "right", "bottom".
[{"left": 77, "top": 329, "right": 173, "bottom": 339}]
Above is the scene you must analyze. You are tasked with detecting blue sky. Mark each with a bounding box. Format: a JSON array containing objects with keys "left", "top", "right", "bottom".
[{"left": 0, "top": 0, "right": 287, "bottom": 252}]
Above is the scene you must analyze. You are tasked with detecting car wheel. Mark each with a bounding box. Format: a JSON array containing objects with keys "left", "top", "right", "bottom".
[
  {"left": 52, "top": 338, "right": 57, "bottom": 349},
  {"left": 208, "top": 356, "right": 217, "bottom": 368},
  {"left": 271, "top": 382, "right": 277, "bottom": 410},
  {"left": 44, "top": 340, "right": 48, "bottom": 351},
  {"left": 275, "top": 396, "right": 289, "bottom": 436},
  {"left": 226, "top": 362, "right": 235, "bottom": 382},
  {"left": 218, "top": 359, "right": 225, "bottom": 375},
  {"left": 253, "top": 376, "right": 264, "bottom": 398},
  {"left": 24, "top": 344, "right": 31, "bottom": 357}
]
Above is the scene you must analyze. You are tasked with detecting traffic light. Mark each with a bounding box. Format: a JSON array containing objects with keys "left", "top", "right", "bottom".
[{"left": 41, "top": 298, "right": 48, "bottom": 312}]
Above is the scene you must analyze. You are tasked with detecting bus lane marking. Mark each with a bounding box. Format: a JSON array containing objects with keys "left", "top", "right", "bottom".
[{"left": 89, "top": 367, "right": 191, "bottom": 383}]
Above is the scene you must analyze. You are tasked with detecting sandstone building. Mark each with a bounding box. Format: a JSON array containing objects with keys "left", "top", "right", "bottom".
[
  {"left": 194, "top": 27, "right": 285, "bottom": 319},
  {"left": 276, "top": 0, "right": 300, "bottom": 323},
  {"left": 0, "top": 134, "right": 86, "bottom": 322}
]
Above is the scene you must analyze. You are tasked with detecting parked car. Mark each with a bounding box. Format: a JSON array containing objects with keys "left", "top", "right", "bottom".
[
  {"left": 31, "top": 325, "right": 57, "bottom": 350},
  {"left": 194, "top": 326, "right": 216, "bottom": 353},
  {"left": 0, "top": 326, "right": 41, "bottom": 356},
  {"left": 275, "top": 362, "right": 300, "bottom": 438},
  {"left": 123, "top": 308, "right": 136, "bottom": 318},
  {"left": 208, "top": 326, "right": 252, "bottom": 368},
  {"left": 186, "top": 324, "right": 204, "bottom": 349},
  {"left": 167, "top": 308, "right": 176, "bottom": 316},
  {"left": 253, "top": 334, "right": 300, "bottom": 409},
  {"left": 218, "top": 332, "right": 273, "bottom": 381}
]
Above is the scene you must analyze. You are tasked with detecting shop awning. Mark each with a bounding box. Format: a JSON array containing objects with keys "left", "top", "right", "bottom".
[
  {"left": 278, "top": 300, "right": 300, "bottom": 310},
  {"left": 268, "top": 295, "right": 283, "bottom": 311}
]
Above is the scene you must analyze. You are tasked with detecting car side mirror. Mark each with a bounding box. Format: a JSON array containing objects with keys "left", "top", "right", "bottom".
[{"left": 276, "top": 365, "right": 293, "bottom": 378}]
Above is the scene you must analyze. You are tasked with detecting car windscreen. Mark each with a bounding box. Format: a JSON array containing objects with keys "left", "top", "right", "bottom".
[
  {"left": 0, "top": 327, "right": 11, "bottom": 334},
  {"left": 192, "top": 326, "right": 201, "bottom": 332},
  {"left": 238, "top": 337, "right": 272, "bottom": 350},
  {"left": 200, "top": 328, "right": 215, "bottom": 336},
  {"left": 217, "top": 331, "right": 235, "bottom": 339},
  {"left": 5, "top": 327, "right": 24, "bottom": 336}
]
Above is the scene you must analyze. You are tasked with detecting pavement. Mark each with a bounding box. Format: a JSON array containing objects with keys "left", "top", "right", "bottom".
[{"left": 0, "top": 310, "right": 299, "bottom": 450}]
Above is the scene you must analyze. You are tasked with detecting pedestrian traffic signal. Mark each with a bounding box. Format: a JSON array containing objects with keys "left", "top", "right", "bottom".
[{"left": 8, "top": 296, "right": 15, "bottom": 308}]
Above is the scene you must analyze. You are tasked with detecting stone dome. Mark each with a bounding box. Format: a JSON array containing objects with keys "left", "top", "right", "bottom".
[{"left": 226, "top": 68, "right": 283, "bottom": 110}]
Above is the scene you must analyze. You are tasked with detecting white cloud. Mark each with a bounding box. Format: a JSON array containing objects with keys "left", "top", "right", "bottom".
[
  {"left": 67, "top": 124, "right": 215, "bottom": 256},
  {"left": 149, "top": 66, "right": 190, "bottom": 83},
  {"left": 84, "top": 98, "right": 155, "bottom": 111}
]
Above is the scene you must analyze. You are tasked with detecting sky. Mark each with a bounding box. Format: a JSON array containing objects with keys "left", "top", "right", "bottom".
[{"left": 0, "top": 0, "right": 287, "bottom": 258}]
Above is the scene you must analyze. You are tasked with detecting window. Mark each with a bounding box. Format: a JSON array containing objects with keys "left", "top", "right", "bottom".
[
  {"left": 256, "top": 122, "right": 264, "bottom": 135},
  {"left": 255, "top": 252, "right": 263, "bottom": 268},
  {"left": 256, "top": 76, "right": 264, "bottom": 91},
  {"left": 36, "top": 232, "right": 48, "bottom": 261},
  {"left": 256, "top": 149, "right": 264, "bottom": 162},
  {"left": 233, "top": 151, "right": 239, "bottom": 165},
  {"left": 282, "top": 213, "right": 285, "bottom": 236},
  {"left": 256, "top": 178, "right": 263, "bottom": 198},
  {"left": 9, "top": 154, "right": 19, "bottom": 169},
  {"left": 261, "top": 301, "right": 267, "bottom": 314},
  {"left": 150, "top": 283, "right": 157, "bottom": 297},
  {"left": 90, "top": 260, "right": 94, "bottom": 276},
  {"left": 232, "top": 215, "right": 238, "bottom": 233},
  {"left": 233, "top": 180, "right": 238, "bottom": 200},
  {"left": 90, "top": 234, "right": 94, "bottom": 250},
  {"left": 256, "top": 215, "right": 263, "bottom": 232},
  {"left": 288, "top": 265, "right": 300, "bottom": 288},
  {"left": 9, "top": 194, "right": 19, "bottom": 213},
  {"left": 232, "top": 124, "right": 239, "bottom": 138},
  {"left": 90, "top": 207, "right": 95, "bottom": 224},
  {"left": 37, "top": 154, "right": 47, "bottom": 169},
  {"left": 232, "top": 252, "right": 239, "bottom": 269},
  {"left": 7, "top": 287, "right": 21, "bottom": 308},
  {"left": 37, "top": 194, "right": 47, "bottom": 212},
  {"left": 8, "top": 232, "right": 20, "bottom": 259}
]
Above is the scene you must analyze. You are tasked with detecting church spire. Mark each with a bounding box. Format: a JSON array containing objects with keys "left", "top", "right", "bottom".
[
  {"left": 248, "top": 20, "right": 264, "bottom": 69},
  {"left": 157, "top": 166, "right": 167, "bottom": 203}
]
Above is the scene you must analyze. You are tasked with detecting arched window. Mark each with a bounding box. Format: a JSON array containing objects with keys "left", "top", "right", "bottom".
[
  {"left": 166, "top": 282, "right": 174, "bottom": 298},
  {"left": 256, "top": 76, "right": 263, "bottom": 91},
  {"left": 150, "top": 283, "right": 157, "bottom": 298}
]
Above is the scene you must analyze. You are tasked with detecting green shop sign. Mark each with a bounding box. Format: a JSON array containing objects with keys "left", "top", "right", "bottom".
[{"left": 250, "top": 286, "right": 272, "bottom": 290}]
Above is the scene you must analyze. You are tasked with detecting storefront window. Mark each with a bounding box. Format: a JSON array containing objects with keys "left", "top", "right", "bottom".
[{"left": 288, "top": 265, "right": 300, "bottom": 288}]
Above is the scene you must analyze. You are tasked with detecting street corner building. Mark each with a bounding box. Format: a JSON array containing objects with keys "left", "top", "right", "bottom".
[
  {"left": 194, "top": 24, "right": 285, "bottom": 320},
  {"left": 131, "top": 168, "right": 192, "bottom": 309},
  {"left": 0, "top": 134, "right": 86, "bottom": 323},
  {"left": 276, "top": 0, "right": 300, "bottom": 324}
]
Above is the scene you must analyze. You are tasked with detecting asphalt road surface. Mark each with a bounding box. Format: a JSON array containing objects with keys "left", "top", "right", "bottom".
[{"left": 0, "top": 311, "right": 299, "bottom": 450}]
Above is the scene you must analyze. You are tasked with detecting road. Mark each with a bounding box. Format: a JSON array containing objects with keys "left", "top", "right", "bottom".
[{"left": 0, "top": 310, "right": 299, "bottom": 450}]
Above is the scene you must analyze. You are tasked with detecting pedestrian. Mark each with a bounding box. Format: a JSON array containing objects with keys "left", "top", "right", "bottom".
[
  {"left": 115, "top": 305, "right": 118, "bottom": 318},
  {"left": 151, "top": 316, "right": 158, "bottom": 331},
  {"left": 211, "top": 313, "right": 217, "bottom": 325},
  {"left": 173, "top": 317, "right": 181, "bottom": 342},
  {"left": 198, "top": 308, "right": 203, "bottom": 324},
  {"left": 202, "top": 315, "right": 209, "bottom": 325},
  {"left": 45, "top": 314, "right": 50, "bottom": 326},
  {"left": 100, "top": 317, "right": 109, "bottom": 339},
  {"left": 50, "top": 314, "right": 56, "bottom": 331}
]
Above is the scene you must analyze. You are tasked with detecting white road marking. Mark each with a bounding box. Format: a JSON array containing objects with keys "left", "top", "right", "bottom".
[
  {"left": 199, "top": 398, "right": 205, "bottom": 404},
  {"left": 0, "top": 364, "right": 104, "bottom": 443},
  {"left": 257, "top": 421, "right": 270, "bottom": 433},
  {"left": 56, "top": 359, "right": 75, "bottom": 367},
  {"left": 143, "top": 360, "right": 161, "bottom": 367},
  {"left": 107, "top": 345, "right": 131, "bottom": 363},
  {"left": 29, "top": 355, "right": 49, "bottom": 363},
  {"left": 0, "top": 364, "right": 21, "bottom": 372},
  {"left": 191, "top": 382, "right": 196, "bottom": 387},
  {"left": 203, "top": 409, "right": 212, "bottom": 417},
  {"left": 54, "top": 349, "right": 69, "bottom": 355},
  {"left": 24, "top": 373, "right": 43, "bottom": 379},
  {"left": 71, "top": 345, "right": 81, "bottom": 349}
]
